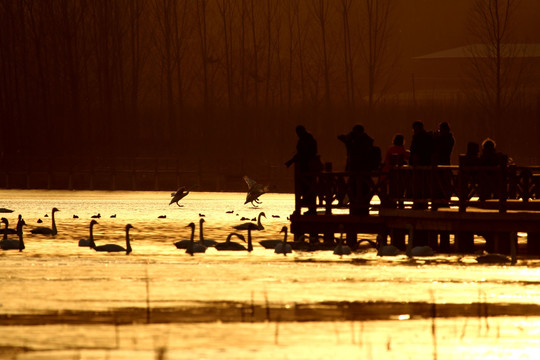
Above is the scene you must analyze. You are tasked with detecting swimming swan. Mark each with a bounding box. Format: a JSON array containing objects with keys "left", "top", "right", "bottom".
[
  {"left": 184, "top": 222, "right": 207, "bottom": 255},
  {"left": 405, "top": 225, "right": 435, "bottom": 257},
  {"left": 91, "top": 224, "right": 133, "bottom": 255},
  {"left": 234, "top": 212, "right": 266, "bottom": 231},
  {"left": 79, "top": 220, "right": 98, "bottom": 247},
  {"left": 1, "top": 217, "right": 25, "bottom": 251},
  {"left": 274, "top": 226, "right": 292, "bottom": 255},
  {"left": 215, "top": 233, "right": 247, "bottom": 251},
  {"left": 333, "top": 225, "right": 352, "bottom": 256},
  {"left": 198, "top": 218, "right": 217, "bottom": 247},
  {"left": 30, "top": 207, "right": 59, "bottom": 235}
]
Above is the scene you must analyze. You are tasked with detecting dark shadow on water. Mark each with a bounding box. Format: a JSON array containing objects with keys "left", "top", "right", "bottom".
[{"left": 3, "top": 300, "right": 540, "bottom": 325}]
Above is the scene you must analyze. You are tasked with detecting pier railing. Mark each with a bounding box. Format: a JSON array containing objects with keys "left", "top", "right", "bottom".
[{"left": 295, "top": 162, "right": 540, "bottom": 215}]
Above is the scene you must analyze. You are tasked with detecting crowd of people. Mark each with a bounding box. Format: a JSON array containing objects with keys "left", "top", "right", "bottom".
[{"left": 285, "top": 121, "right": 509, "bottom": 214}]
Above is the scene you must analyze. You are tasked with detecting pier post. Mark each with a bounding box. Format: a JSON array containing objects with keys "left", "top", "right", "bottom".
[{"left": 527, "top": 233, "right": 540, "bottom": 255}]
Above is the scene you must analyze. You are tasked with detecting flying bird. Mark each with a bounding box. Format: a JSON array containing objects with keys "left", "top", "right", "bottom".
[
  {"left": 169, "top": 185, "right": 198, "bottom": 207},
  {"left": 243, "top": 176, "right": 272, "bottom": 206}
]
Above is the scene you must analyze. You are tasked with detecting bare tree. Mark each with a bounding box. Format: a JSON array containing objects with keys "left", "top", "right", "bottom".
[
  {"left": 466, "top": 0, "right": 527, "bottom": 136},
  {"left": 311, "top": 0, "right": 332, "bottom": 106},
  {"left": 359, "top": 0, "right": 396, "bottom": 112}
]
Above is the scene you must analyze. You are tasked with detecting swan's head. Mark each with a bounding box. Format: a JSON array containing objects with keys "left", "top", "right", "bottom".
[
  {"left": 1, "top": 217, "right": 8, "bottom": 226},
  {"left": 90, "top": 219, "right": 98, "bottom": 226},
  {"left": 280, "top": 226, "right": 288, "bottom": 234},
  {"left": 259, "top": 212, "right": 266, "bottom": 219},
  {"left": 187, "top": 222, "right": 195, "bottom": 229},
  {"left": 228, "top": 232, "right": 246, "bottom": 242},
  {"left": 200, "top": 218, "right": 205, "bottom": 224},
  {"left": 52, "top": 207, "right": 60, "bottom": 213},
  {"left": 126, "top": 224, "right": 134, "bottom": 231}
]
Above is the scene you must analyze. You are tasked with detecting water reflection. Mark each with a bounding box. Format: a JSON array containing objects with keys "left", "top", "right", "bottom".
[{"left": 1, "top": 190, "right": 540, "bottom": 359}]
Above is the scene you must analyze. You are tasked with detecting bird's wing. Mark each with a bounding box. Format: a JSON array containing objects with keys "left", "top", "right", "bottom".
[{"left": 243, "top": 176, "right": 257, "bottom": 190}]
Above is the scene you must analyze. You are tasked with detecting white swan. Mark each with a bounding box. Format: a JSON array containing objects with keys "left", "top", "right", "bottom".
[
  {"left": 198, "top": 218, "right": 217, "bottom": 247},
  {"left": 1, "top": 216, "right": 18, "bottom": 235},
  {"left": 233, "top": 222, "right": 258, "bottom": 252},
  {"left": 215, "top": 233, "right": 247, "bottom": 251},
  {"left": 333, "top": 225, "right": 352, "bottom": 256},
  {"left": 377, "top": 245, "right": 401, "bottom": 256},
  {"left": 1, "top": 217, "right": 25, "bottom": 251},
  {"left": 79, "top": 220, "right": 98, "bottom": 247},
  {"left": 234, "top": 212, "right": 266, "bottom": 231},
  {"left": 30, "top": 207, "right": 59, "bottom": 235},
  {"left": 405, "top": 225, "right": 435, "bottom": 257},
  {"left": 0, "top": 218, "right": 20, "bottom": 248},
  {"left": 91, "top": 224, "right": 133, "bottom": 255},
  {"left": 184, "top": 222, "right": 207, "bottom": 255},
  {"left": 274, "top": 226, "right": 292, "bottom": 255},
  {"left": 476, "top": 252, "right": 511, "bottom": 264}
]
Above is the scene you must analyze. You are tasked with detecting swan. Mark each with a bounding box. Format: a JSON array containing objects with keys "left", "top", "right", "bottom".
[
  {"left": 198, "top": 218, "right": 217, "bottom": 247},
  {"left": 183, "top": 222, "right": 207, "bottom": 255},
  {"left": 405, "top": 225, "right": 435, "bottom": 257},
  {"left": 476, "top": 252, "right": 511, "bottom": 264},
  {"left": 169, "top": 185, "right": 197, "bottom": 207},
  {"left": 1, "top": 216, "right": 18, "bottom": 235},
  {"left": 215, "top": 233, "right": 247, "bottom": 251},
  {"left": 243, "top": 176, "right": 272, "bottom": 206},
  {"left": 30, "top": 207, "right": 59, "bottom": 235},
  {"left": 1, "top": 216, "right": 25, "bottom": 251},
  {"left": 274, "top": 226, "right": 292, "bottom": 255},
  {"left": 78, "top": 220, "right": 98, "bottom": 247},
  {"left": 233, "top": 222, "right": 258, "bottom": 252},
  {"left": 91, "top": 224, "right": 133, "bottom": 254},
  {"left": 234, "top": 212, "right": 266, "bottom": 231},
  {"left": 333, "top": 225, "right": 352, "bottom": 256},
  {"left": 377, "top": 245, "right": 401, "bottom": 256}
]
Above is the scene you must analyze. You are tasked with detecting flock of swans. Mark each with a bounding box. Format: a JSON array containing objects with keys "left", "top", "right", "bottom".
[{"left": 0, "top": 205, "right": 514, "bottom": 263}]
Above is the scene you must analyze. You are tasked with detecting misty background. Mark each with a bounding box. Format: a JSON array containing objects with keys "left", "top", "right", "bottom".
[{"left": 1, "top": 0, "right": 539, "bottom": 191}]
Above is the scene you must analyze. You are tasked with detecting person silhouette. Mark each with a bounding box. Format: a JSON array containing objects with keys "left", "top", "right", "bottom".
[{"left": 286, "top": 125, "right": 320, "bottom": 215}]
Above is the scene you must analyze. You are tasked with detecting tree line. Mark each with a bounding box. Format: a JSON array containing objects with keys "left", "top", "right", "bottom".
[{"left": 0, "top": 0, "right": 538, "bottom": 180}]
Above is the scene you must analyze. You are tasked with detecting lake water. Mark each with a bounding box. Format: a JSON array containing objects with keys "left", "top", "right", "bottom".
[{"left": 1, "top": 189, "right": 540, "bottom": 359}]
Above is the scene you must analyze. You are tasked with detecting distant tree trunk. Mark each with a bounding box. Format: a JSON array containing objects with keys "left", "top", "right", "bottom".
[
  {"left": 466, "top": 0, "right": 526, "bottom": 139},
  {"left": 249, "top": 0, "right": 260, "bottom": 108},
  {"left": 217, "top": 0, "right": 234, "bottom": 109},
  {"left": 340, "top": 0, "right": 355, "bottom": 107},
  {"left": 312, "top": 0, "right": 331, "bottom": 107},
  {"left": 361, "top": 0, "right": 395, "bottom": 114}
]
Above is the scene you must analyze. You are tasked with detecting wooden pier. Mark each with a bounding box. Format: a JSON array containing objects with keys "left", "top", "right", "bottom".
[{"left": 289, "top": 160, "right": 540, "bottom": 256}]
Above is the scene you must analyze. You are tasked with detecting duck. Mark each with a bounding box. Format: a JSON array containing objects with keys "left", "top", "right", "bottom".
[
  {"left": 215, "top": 233, "right": 247, "bottom": 251},
  {"left": 78, "top": 220, "right": 98, "bottom": 247},
  {"left": 234, "top": 212, "right": 266, "bottom": 231},
  {"left": 91, "top": 213, "right": 101, "bottom": 219},
  {"left": 243, "top": 176, "right": 272, "bottom": 206},
  {"left": 333, "top": 225, "right": 352, "bottom": 256},
  {"left": 183, "top": 222, "right": 207, "bottom": 255},
  {"left": 198, "top": 218, "right": 217, "bottom": 247},
  {"left": 90, "top": 224, "right": 134, "bottom": 255},
  {"left": 274, "top": 226, "right": 292, "bottom": 255},
  {"left": 30, "top": 207, "right": 59, "bottom": 235},
  {"left": 1, "top": 216, "right": 25, "bottom": 251}
]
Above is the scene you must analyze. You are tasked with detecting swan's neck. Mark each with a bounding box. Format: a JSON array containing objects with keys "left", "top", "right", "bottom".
[
  {"left": 51, "top": 210, "right": 57, "bottom": 235},
  {"left": 18, "top": 229, "right": 24, "bottom": 251},
  {"left": 247, "top": 229, "right": 253, "bottom": 252},
  {"left": 282, "top": 229, "right": 288, "bottom": 244},
  {"left": 126, "top": 229, "right": 132, "bottom": 254},
  {"left": 226, "top": 233, "right": 233, "bottom": 243},
  {"left": 89, "top": 224, "right": 94, "bottom": 240},
  {"left": 126, "top": 229, "right": 131, "bottom": 254},
  {"left": 199, "top": 221, "right": 204, "bottom": 241}
]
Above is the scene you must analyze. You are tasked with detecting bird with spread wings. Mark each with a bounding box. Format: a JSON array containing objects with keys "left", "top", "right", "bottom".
[
  {"left": 243, "top": 176, "right": 272, "bottom": 206},
  {"left": 169, "top": 185, "right": 198, "bottom": 207}
]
